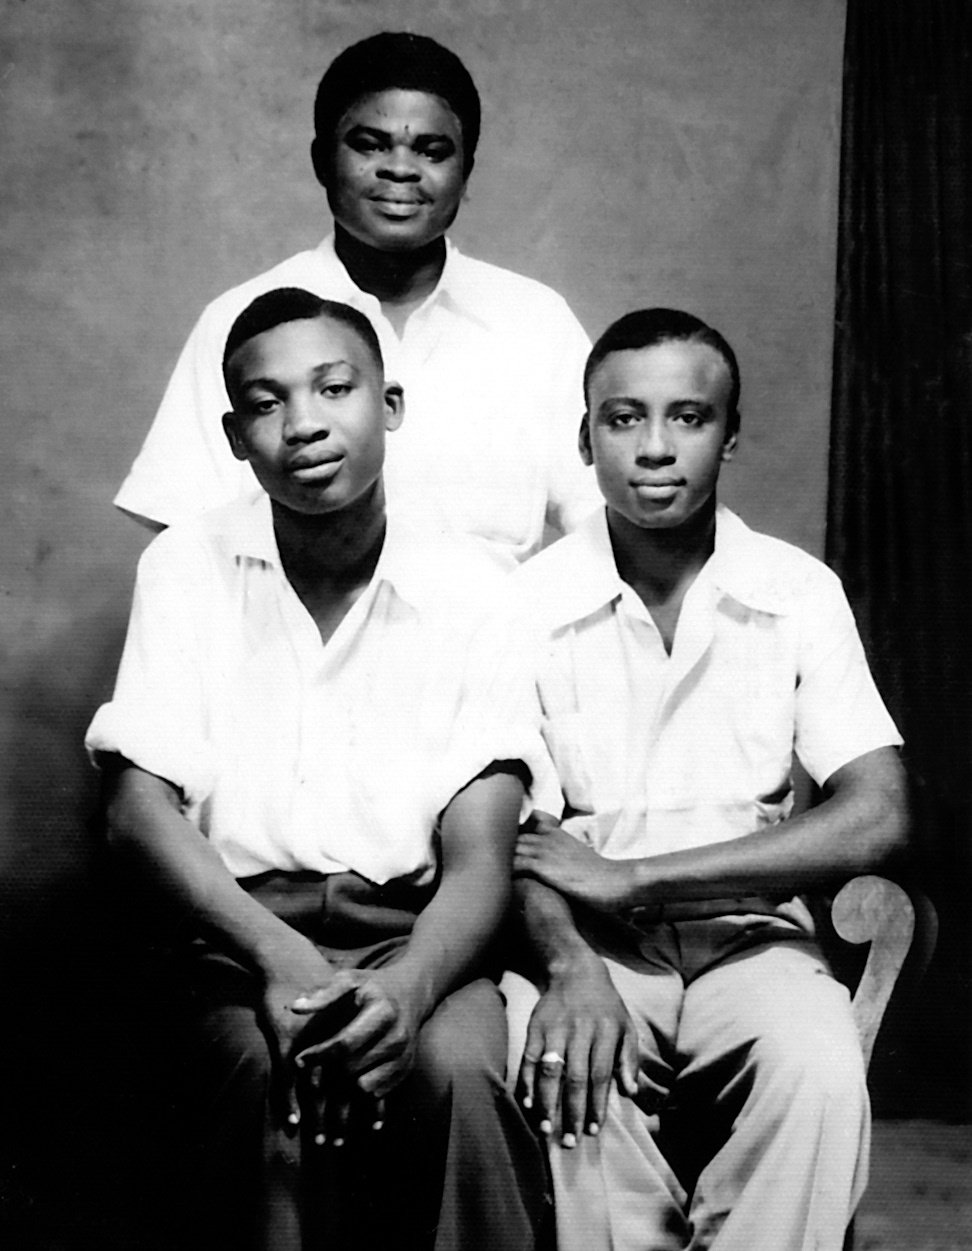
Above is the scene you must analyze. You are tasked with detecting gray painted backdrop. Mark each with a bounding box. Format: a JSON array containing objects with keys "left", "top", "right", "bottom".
[{"left": 0, "top": 0, "right": 844, "bottom": 915}]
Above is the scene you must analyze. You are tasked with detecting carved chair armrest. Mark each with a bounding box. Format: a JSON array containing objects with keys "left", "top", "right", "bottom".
[{"left": 831, "top": 875, "right": 931, "bottom": 1069}]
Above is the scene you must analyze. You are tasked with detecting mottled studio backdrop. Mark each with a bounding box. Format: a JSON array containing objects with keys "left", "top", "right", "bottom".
[{"left": 0, "top": 0, "right": 844, "bottom": 979}]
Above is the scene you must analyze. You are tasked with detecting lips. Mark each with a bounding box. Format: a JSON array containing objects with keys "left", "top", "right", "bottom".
[{"left": 287, "top": 453, "right": 343, "bottom": 482}]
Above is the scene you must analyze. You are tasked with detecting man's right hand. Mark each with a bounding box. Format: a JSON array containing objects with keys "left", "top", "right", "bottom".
[
  {"left": 259, "top": 945, "right": 338, "bottom": 1131},
  {"left": 518, "top": 956, "right": 671, "bottom": 1147}
]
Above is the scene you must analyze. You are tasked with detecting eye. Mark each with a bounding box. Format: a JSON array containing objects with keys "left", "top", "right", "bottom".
[
  {"left": 247, "top": 397, "right": 279, "bottom": 416},
  {"left": 608, "top": 410, "right": 640, "bottom": 428},
  {"left": 674, "top": 409, "right": 705, "bottom": 427},
  {"left": 347, "top": 134, "right": 384, "bottom": 155},
  {"left": 419, "top": 141, "right": 455, "bottom": 163},
  {"left": 321, "top": 381, "right": 352, "bottom": 398}
]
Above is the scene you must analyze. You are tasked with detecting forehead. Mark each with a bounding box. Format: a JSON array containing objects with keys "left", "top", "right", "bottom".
[
  {"left": 230, "top": 316, "right": 377, "bottom": 386},
  {"left": 337, "top": 88, "right": 463, "bottom": 139},
  {"left": 590, "top": 340, "right": 732, "bottom": 408}
]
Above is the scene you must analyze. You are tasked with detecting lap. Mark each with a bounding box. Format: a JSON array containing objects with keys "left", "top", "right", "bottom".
[{"left": 504, "top": 924, "right": 859, "bottom": 1078}]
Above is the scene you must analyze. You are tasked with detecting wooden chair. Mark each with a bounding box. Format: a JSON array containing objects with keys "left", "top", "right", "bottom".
[
  {"left": 825, "top": 875, "right": 938, "bottom": 1249},
  {"left": 830, "top": 874, "right": 936, "bottom": 1068}
]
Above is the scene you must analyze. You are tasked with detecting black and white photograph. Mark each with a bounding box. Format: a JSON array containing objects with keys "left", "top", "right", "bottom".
[{"left": 1, "top": 2, "right": 969, "bottom": 1248}]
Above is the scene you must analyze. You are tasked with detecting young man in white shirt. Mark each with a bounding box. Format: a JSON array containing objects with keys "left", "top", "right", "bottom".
[
  {"left": 503, "top": 308, "right": 910, "bottom": 1251},
  {"left": 88, "top": 288, "right": 546, "bottom": 1251},
  {"left": 115, "top": 31, "right": 599, "bottom": 565}
]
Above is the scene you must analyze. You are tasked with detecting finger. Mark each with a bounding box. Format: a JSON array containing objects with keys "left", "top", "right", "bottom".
[
  {"left": 513, "top": 851, "right": 538, "bottom": 877},
  {"left": 616, "top": 1025, "right": 641, "bottom": 1100},
  {"left": 307, "top": 996, "right": 397, "bottom": 1069},
  {"left": 560, "top": 1026, "right": 594, "bottom": 1148},
  {"left": 265, "top": 1025, "right": 302, "bottom": 1133},
  {"left": 301, "top": 1062, "right": 328, "bottom": 1147},
  {"left": 291, "top": 971, "right": 359, "bottom": 1014},
  {"left": 535, "top": 1039, "right": 568, "bottom": 1139},
  {"left": 517, "top": 1013, "right": 549, "bottom": 1111},
  {"left": 356, "top": 1053, "right": 411, "bottom": 1100},
  {"left": 590, "top": 1029, "right": 620, "bottom": 1131},
  {"left": 369, "top": 1095, "right": 386, "bottom": 1133},
  {"left": 529, "top": 809, "right": 562, "bottom": 833},
  {"left": 325, "top": 1078, "right": 355, "bottom": 1149},
  {"left": 633, "top": 1052, "right": 675, "bottom": 1111}
]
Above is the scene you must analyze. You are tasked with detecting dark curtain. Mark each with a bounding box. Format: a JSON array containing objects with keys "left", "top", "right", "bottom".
[{"left": 829, "top": 0, "right": 972, "bottom": 1117}]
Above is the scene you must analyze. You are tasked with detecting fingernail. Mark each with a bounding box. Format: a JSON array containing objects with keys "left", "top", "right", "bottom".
[
  {"left": 562, "top": 1133, "right": 577, "bottom": 1149},
  {"left": 287, "top": 1112, "right": 300, "bottom": 1125},
  {"left": 587, "top": 1122, "right": 600, "bottom": 1136},
  {"left": 522, "top": 1096, "right": 533, "bottom": 1109},
  {"left": 539, "top": 1119, "right": 552, "bottom": 1135},
  {"left": 295, "top": 1058, "right": 304, "bottom": 1069},
  {"left": 372, "top": 1120, "right": 384, "bottom": 1132},
  {"left": 333, "top": 1137, "right": 344, "bottom": 1148},
  {"left": 314, "top": 1133, "right": 326, "bottom": 1146}
]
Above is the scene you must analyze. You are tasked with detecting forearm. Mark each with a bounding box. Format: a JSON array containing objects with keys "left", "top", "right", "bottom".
[
  {"left": 390, "top": 769, "right": 524, "bottom": 1021},
  {"left": 622, "top": 748, "right": 911, "bottom": 909},
  {"left": 105, "top": 761, "right": 319, "bottom": 978},
  {"left": 515, "top": 877, "right": 601, "bottom": 981}
]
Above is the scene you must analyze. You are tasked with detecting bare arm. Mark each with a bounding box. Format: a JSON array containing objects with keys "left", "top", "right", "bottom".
[
  {"left": 515, "top": 746, "right": 911, "bottom": 915},
  {"left": 293, "top": 766, "right": 525, "bottom": 1099},
  {"left": 105, "top": 760, "right": 336, "bottom": 1124},
  {"left": 512, "top": 875, "right": 651, "bottom": 1147}
]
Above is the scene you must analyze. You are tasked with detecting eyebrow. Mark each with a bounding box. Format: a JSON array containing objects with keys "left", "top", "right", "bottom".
[
  {"left": 344, "top": 123, "right": 455, "bottom": 144},
  {"left": 239, "top": 360, "right": 359, "bottom": 393},
  {"left": 596, "top": 396, "right": 717, "bottom": 415}
]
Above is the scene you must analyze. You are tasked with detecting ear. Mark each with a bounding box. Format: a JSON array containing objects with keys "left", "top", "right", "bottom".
[
  {"left": 383, "top": 382, "right": 405, "bottom": 432},
  {"left": 721, "top": 426, "right": 739, "bottom": 463},
  {"left": 310, "top": 137, "right": 329, "bottom": 190},
  {"left": 222, "top": 412, "right": 250, "bottom": 462},
  {"left": 578, "top": 413, "right": 594, "bottom": 466}
]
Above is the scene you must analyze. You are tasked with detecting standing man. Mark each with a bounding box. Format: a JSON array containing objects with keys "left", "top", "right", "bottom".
[
  {"left": 504, "top": 308, "right": 910, "bottom": 1251},
  {"left": 115, "top": 31, "right": 598, "bottom": 565}
]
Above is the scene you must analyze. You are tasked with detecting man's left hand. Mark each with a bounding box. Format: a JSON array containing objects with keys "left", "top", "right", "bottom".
[{"left": 514, "top": 811, "right": 633, "bottom": 911}]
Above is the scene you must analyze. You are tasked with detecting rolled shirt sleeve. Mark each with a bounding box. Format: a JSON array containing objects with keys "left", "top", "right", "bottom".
[
  {"left": 85, "top": 531, "right": 216, "bottom": 804},
  {"left": 794, "top": 570, "right": 902, "bottom": 786},
  {"left": 431, "top": 607, "right": 565, "bottom": 826}
]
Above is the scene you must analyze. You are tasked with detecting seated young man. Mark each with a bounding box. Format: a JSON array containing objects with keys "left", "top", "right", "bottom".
[
  {"left": 86, "top": 288, "right": 547, "bottom": 1251},
  {"left": 502, "top": 309, "right": 910, "bottom": 1251}
]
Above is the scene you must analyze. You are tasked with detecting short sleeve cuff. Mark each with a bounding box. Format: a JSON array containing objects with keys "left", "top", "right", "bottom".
[{"left": 85, "top": 701, "right": 215, "bottom": 806}]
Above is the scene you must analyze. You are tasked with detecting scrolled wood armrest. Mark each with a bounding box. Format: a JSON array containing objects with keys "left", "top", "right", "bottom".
[{"left": 831, "top": 875, "right": 915, "bottom": 1068}]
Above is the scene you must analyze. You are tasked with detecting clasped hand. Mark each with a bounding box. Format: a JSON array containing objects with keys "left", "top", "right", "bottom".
[{"left": 263, "top": 962, "right": 423, "bottom": 1147}]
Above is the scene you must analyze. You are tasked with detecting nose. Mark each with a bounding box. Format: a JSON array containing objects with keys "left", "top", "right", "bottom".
[
  {"left": 635, "top": 415, "right": 675, "bottom": 464},
  {"left": 377, "top": 142, "right": 421, "bottom": 182},
  {"left": 283, "top": 395, "right": 329, "bottom": 445}
]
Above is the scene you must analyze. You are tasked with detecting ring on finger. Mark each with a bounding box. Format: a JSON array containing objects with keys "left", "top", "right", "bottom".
[{"left": 540, "top": 1050, "right": 565, "bottom": 1066}]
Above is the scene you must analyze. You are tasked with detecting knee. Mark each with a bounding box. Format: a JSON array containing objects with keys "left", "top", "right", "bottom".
[
  {"left": 749, "top": 1023, "right": 867, "bottom": 1116},
  {"left": 411, "top": 985, "right": 508, "bottom": 1107},
  {"left": 197, "top": 1005, "right": 273, "bottom": 1102}
]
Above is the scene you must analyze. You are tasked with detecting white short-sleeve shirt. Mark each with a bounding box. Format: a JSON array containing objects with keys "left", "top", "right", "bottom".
[
  {"left": 509, "top": 505, "right": 902, "bottom": 860},
  {"left": 114, "top": 236, "right": 600, "bottom": 565},
  {"left": 86, "top": 492, "right": 529, "bottom": 884}
]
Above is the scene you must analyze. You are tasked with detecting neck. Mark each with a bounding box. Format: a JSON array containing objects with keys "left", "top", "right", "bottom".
[
  {"left": 334, "top": 224, "right": 447, "bottom": 307},
  {"left": 607, "top": 497, "right": 718, "bottom": 605},
  {"left": 271, "top": 482, "right": 387, "bottom": 592}
]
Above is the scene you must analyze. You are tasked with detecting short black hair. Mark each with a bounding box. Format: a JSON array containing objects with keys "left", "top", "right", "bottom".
[
  {"left": 584, "top": 308, "right": 741, "bottom": 436},
  {"left": 222, "top": 288, "right": 383, "bottom": 402},
  {"left": 313, "top": 32, "right": 480, "bottom": 178}
]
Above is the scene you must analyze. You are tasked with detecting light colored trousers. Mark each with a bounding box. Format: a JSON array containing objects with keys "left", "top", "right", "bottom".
[{"left": 503, "top": 916, "right": 869, "bottom": 1251}]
